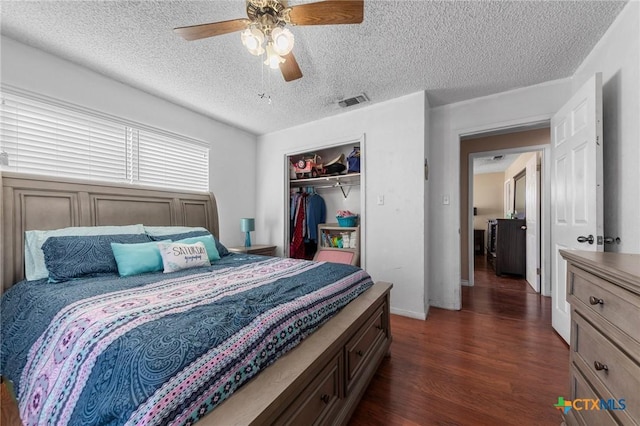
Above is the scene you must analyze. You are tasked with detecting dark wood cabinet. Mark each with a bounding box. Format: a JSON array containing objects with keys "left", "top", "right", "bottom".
[
  {"left": 487, "top": 219, "right": 526, "bottom": 276},
  {"left": 486, "top": 220, "right": 497, "bottom": 269},
  {"left": 473, "top": 229, "right": 485, "bottom": 255}
]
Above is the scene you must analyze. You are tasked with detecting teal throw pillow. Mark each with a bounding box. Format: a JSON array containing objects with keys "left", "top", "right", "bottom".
[
  {"left": 111, "top": 240, "right": 169, "bottom": 277},
  {"left": 177, "top": 234, "right": 221, "bottom": 262}
]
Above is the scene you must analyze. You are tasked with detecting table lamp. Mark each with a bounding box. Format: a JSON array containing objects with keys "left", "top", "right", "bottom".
[{"left": 240, "top": 218, "right": 255, "bottom": 247}]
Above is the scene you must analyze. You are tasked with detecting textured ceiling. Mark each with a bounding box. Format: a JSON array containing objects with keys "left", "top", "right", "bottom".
[{"left": 0, "top": 0, "right": 627, "bottom": 135}]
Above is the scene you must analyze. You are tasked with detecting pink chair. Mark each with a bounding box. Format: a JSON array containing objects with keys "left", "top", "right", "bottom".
[{"left": 313, "top": 249, "right": 359, "bottom": 266}]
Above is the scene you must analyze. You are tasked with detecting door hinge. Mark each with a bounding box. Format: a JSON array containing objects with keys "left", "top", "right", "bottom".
[{"left": 536, "top": 268, "right": 541, "bottom": 275}]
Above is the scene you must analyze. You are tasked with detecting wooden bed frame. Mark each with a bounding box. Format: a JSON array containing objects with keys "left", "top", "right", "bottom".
[{"left": 0, "top": 172, "right": 392, "bottom": 425}]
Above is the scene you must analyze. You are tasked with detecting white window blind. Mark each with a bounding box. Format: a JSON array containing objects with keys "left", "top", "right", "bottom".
[
  {"left": 138, "top": 130, "right": 209, "bottom": 191},
  {"left": 1, "top": 94, "right": 127, "bottom": 181},
  {"left": 0, "top": 89, "right": 209, "bottom": 192}
]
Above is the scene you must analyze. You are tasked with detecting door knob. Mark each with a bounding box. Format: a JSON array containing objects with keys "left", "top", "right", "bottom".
[
  {"left": 577, "top": 235, "right": 594, "bottom": 244},
  {"left": 520, "top": 225, "right": 527, "bottom": 230}
]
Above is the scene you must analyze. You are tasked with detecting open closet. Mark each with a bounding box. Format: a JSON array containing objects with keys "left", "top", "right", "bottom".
[{"left": 285, "top": 138, "right": 364, "bottom": 266}]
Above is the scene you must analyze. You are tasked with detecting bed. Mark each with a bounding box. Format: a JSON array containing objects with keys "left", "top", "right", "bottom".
[{"left": 0, "top": 172, "right": 392, "bottom": 425}]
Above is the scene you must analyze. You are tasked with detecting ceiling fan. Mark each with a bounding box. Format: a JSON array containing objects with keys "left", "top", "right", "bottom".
[{"left": 174, "top": 0, "right": 364, "bottom": 82}]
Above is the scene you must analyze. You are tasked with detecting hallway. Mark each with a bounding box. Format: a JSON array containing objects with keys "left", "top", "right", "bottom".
[{"left": 349, "top": 255, "right": 569, "bottom": 425}]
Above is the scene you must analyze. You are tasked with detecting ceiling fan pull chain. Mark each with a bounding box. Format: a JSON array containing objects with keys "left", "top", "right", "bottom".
[{"left": 269, "top": 63, "right": 272, "bottom": 104}]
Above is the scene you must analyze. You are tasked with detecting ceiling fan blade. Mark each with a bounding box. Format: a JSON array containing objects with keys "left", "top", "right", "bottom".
[
  {"left": 174, "top": 18, "right": 250, "bottom": 41},
  {"left": 289, "top": 0, "right": 364, "bottom": 26},
  {"left": 280, "top": 52, "right": 303, "bottom": 82}
]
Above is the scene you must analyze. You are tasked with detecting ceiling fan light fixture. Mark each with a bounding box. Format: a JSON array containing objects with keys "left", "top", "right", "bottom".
[
  {"left": 264, "top": 43, "right": 285, "bottom": 69},
  {"left": 241, "top": 27, "right": 265, "bottom": 55},
  {"left": 174, "top": 0, "right": 365, "bottom": 83},
  {"left": 271, "top": 27, "right": 294, "bottom": 55}
]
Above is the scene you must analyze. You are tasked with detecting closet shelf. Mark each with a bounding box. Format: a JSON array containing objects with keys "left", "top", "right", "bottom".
[
  {"left": 290, "top": 173, "right": 360, "bottom": 198},
  {"left": 290, "top": 173, "right": 360, "bottom": 187}
]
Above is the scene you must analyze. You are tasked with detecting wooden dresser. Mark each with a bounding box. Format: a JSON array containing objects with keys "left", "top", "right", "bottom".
[{"left": 560, "top": 250, "right": 640, "bottom": 425}]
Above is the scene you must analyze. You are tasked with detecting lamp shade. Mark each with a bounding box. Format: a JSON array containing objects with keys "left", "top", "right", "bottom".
[
  {"left": 271, "top": 28, "right": 294, "bottom": 55},
  {"left": 241, "top": 28, "right": 265, "bottom": 56},
  {"left": 240, "top": 218, "right": 255, "bottom": 233},
  {"left": 264, "top": 43, "right": 285, "bottom": 69}
]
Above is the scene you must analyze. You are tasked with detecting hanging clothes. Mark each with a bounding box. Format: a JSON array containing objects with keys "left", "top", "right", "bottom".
[
  {"left": 290, "top": 191, "right": 326, "bottom": 260},
  {"left": 290, "top": 192, "right": 306, "bottom": 259},
  {"left": 306, "top": 193, "right": 326, "bottom": 241},
  {"left": 305, "top": 193, "right": 326, "bottom": 259}
]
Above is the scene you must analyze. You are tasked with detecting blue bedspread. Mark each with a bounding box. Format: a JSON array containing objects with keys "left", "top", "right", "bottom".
[{"left": 1, "top": 254, "right": 373, "bottom": 425}]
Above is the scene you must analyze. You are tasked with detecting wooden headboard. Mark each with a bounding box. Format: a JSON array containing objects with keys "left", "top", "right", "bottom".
[{"left": 1, "top": 172, "right": 219, "bottom": 292}]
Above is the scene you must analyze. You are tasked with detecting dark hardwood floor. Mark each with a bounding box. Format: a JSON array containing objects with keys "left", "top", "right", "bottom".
[{"left": 349, "top": 255, "right": 569, "bottom": 426}]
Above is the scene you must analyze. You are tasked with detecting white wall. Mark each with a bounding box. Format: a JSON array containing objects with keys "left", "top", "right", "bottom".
[
  {"left": 427, "top": 0, "right": 640, "bottom": 310},
  {"left": 0, "top": 36, "right": 257, "bottom": 246},
  {"left": 571, "top": 1, "right": 640, "bottom": 254},
  {"left": 428, "top": 78, "right": 572, "bottom": 310},
  {"left": 257, "top": 92, "right": 428, "bottom": 319},
  {"left": 473, "top": 172, "right": 503, "bottom": 232}
]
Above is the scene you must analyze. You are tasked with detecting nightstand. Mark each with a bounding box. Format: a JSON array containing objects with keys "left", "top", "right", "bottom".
[{"left": 227, "top": 245, "right": 277, "bottom": 256}]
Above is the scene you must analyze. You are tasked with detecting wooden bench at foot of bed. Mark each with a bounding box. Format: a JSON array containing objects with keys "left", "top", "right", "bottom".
[{"left": 200, "top": 281, "right": 393, "bottom": 426}]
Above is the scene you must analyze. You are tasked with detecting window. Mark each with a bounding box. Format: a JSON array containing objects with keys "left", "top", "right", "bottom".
[{"left": 0, "top": 88, "right": 209, "bottom": 192}]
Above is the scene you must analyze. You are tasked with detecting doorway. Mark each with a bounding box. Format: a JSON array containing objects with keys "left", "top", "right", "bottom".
[
  {"left": 459, "top": 127, "right": 552, "bottom": 298},
  {"left": 470, "top": 148, "right": 542, "bottom": 294}
]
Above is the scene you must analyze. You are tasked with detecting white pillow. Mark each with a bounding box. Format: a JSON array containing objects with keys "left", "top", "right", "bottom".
[
  {"left": 24, "top": 224, "right": 145, "bottom": 281},
  {"left": 144, "top": 226, "right": 209, "bottom": 237},
  {"left": 157, "top": 241, "right": 211, "bottom": 273}
]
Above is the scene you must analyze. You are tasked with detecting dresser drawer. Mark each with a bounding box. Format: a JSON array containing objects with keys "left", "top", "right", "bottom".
[
  {"left": 571, "top": 313, "right": 639, "bottom": 422},
  {"left": 345, "top": 302, "right": 386, "bottom": 391},
  {"left": 566, "top": 366, "right": 618, "bottom": 426},
  {"left": 568, "top": 265, "right": 640, "bottom": 345},
  {"left": 274, "top": 353, "right": 342, "bottom": 426}
]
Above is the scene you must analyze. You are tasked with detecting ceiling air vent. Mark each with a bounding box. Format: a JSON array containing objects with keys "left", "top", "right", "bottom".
[
  {"left": 491, "top": 155, "right": 504, "bottom": 161},
  {"left": 338, "top": 93, "right": 369, "bottom": 108}
]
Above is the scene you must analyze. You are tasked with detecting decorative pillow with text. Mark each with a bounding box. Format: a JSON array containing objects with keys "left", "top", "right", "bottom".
[{"left": 157, "top": 241, "right": 211, "bottom": 273}]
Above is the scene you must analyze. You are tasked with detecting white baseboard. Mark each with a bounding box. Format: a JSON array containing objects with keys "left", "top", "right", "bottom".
[
  {"left": 428, "top": 299, "right": 461, "bottom": 310},
  {"left": 461, "top": 279, "right": 470, "bottom": 286},
  {"left": 390, "top": 307, "right": 427, "bottom": 320}
]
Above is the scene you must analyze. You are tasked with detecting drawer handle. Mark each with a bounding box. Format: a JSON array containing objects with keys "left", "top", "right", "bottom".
[
  {"left": 589, "top": 296, "right": 604, "bottom": 305},
  {"left": 321, "top": 394, "right": 330, "bottom": 404},
  {"left": 356, "top": 350, "right": 364, "bottom": 357},
  {"left": 593, "top": 361, "right": 608, "bottom": 372}
]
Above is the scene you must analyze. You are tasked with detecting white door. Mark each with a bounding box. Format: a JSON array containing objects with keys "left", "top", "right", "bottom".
[
  {"left": 525, "top": 154, "right": 539, "bottom": 292},
  {"left": 551, "top": 73, "right": 604, "bottom": 343}
]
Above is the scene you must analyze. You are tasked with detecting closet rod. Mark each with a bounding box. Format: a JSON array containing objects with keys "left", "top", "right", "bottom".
[
  {"left": 290, "top": 183, "right": 358, "bottom": 198},
  {"left": 316, "top": 182, "right": 357, "bottom": 198},
  {"left": 313, "top": 183, "right": 359, "bottom": 189}
]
